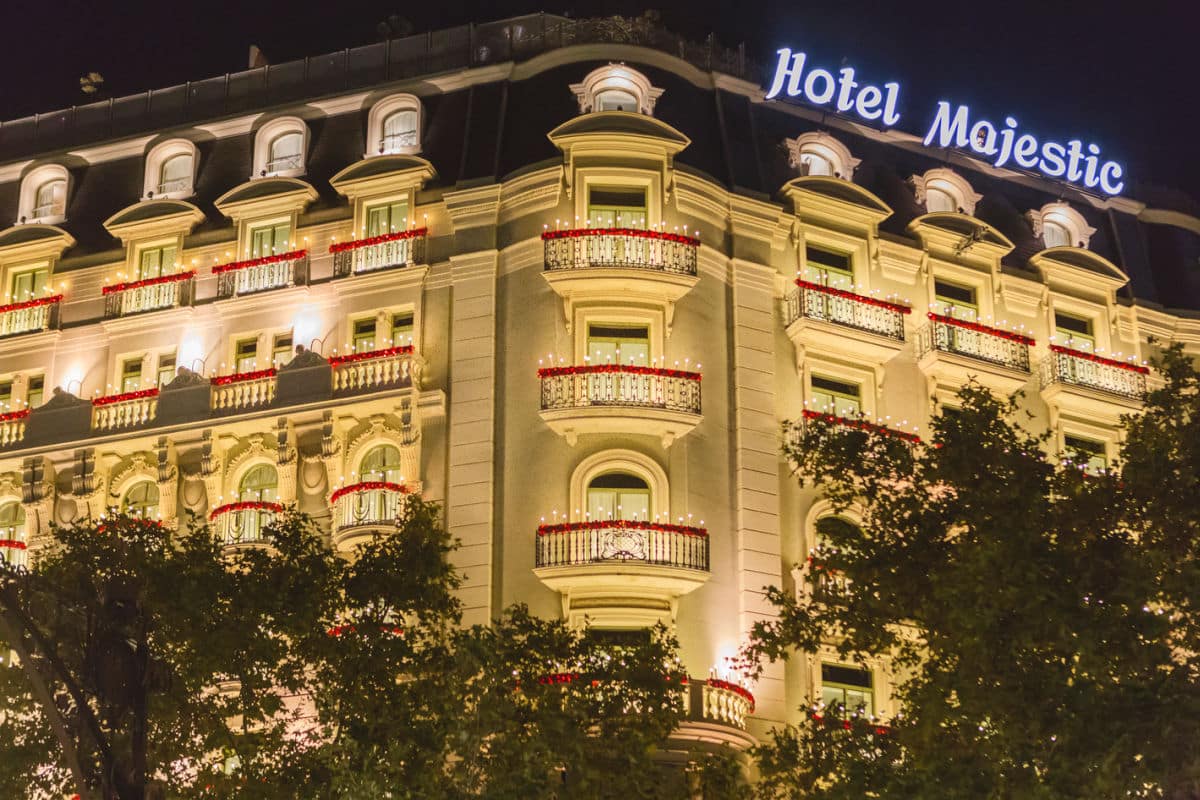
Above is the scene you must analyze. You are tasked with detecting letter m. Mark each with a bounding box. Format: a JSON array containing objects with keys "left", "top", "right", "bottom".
[{"left": 923, "top": 102, "right": 971, "bottom": 148}]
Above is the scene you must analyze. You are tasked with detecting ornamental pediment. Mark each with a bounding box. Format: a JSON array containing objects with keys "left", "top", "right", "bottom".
[
  {"left": 0, "top": 223, "right": 75, "bottom": 266},
  {"left": 330, "top": 154, "right": 436, "bottom": 200},
  {"left": 102, "top": 199, "right": 205, "bottom": 244},
  {"left": 214, "top": 177, "right": 318, "bottom": 223}
]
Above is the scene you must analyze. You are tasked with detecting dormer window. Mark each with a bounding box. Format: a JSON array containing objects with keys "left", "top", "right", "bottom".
[
  {"left": 1042, "top": 220, "right": 1070, "bottom": 248},
  {"left": 268, "top": 133, "right": 303, "bottom": 175},
  {"left": 571, "top": 64, "right": 664, "bottom": 116},
  {"left": 33, "top": 180, "right": 66, "bottom": 220},
  {"left": 143, "top": 139, "right": 198, "bottom": 200},
  {"left": 912, "top": 168, "right": 982, "bottom": 216},
  {"left": 18, "top": 164, "right": 70, "bottom": 224},
  {"left": 367, "top": 95, "right": 423, "bottom": 156},
  {"left": 252, "top": 117, "right": 308, "bottom": 178},
  {"left": 1028, "top": 202, "right": 1096, "bottom": 250},
  {"left": 786, "top": 133, "right": 860, "bottom": 180},
  {"left": 159, "top": 155, "right": 192, "bottom": 195},
  {"left": 382, "top": 111, "right": 418, "bottom": 152},
  {"left": 925, "top": 186, "right": 956, "bottom": 213}
]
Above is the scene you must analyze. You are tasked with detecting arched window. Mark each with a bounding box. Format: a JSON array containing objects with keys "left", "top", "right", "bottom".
[
  {"left": 252, "top": 117, "right": 309, "bottom": 178},
  {"left": 158, "top": 154, "right": 193, "bottom": 195},
  {"left": 382, "top": 110, "right": 418, "bottom": 154},
  {"left": 268, "top": 133, "right": 303, "bottom": 175},
  {"left": 595, "top": 88, "right": 639, "bottom": 112},
  {"left": 359, "top": 444, "right": 403, "bottom": 483},
  {"left": 811, "top": 515, "right": 861, "bottom": 597},
  {"left": 33, "top": 180, "right": 66, "bottom": 220},
  {"left": 913, "top": 168, "right": 981, "bottom": 216},
  {"left": 1042, "top": 220, "right": 1071, "bottom": 248},
  {"left": 366, "top": 95, "right": 423, "bottom": 156},
  {"left": 238, "top": 464, "right": 278, "bottom": 503},
  {"left": 1028, "top": 202, "right": 1095, "bottom": 250},
  {"left": 18, "top": 164, "right": 70, "bottom": 224},
  {"left": 586, "top": 472, "right": 651, "bottom": 522},
  {"left": 786, "top": 133, "right": 860, "bottom": 181},
  {"left": 0, "top": 502, "right": 25, "bottom": 566},
  {"left": 924, "top": 186, "right": 956, "bottom": 213},
  {"left": 121, "top": 480, "right": 160, "bottom": 519},
  {"left": 570, "top": 64, "right": 664, "bottom": 116},
  {"left": 143, "top": 139, "right": 198, "bottom": 199}
]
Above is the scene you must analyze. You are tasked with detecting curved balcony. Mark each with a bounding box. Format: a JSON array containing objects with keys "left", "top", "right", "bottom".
[
  {"left": 214, "top": 250, "right": 308, "bottom": 298},
  {"left": 0, "top": 409, "right": 29, "bottom": 449},
  {"left": 1040, "top": 345, "right": 1147, "bottom": 424},
  {"left": 331, "top": 228, "right": 427, "bottom": 277},
  {"left": 211, "top": 369, "right": 277, "bottom": 412},
  {"left": 330, "top": 345, "right": 415, "bottom": 395},
  {"left": 211, "top": 501, "right": 281, "bottom": 548},
  {"left": 102, "top": 271, "right": 195, "bottom": 318},
  {"left": 0, "top": 294, "right": 62, "bottom": 338},
  {"left": 92, "top": 389, "right": 158, "bottom": 431},
  {"left": 330, "top": 481, "right": 411, "bottom": 551},
  {"left": 534, "top": 519, "right": 710, "bottom": 628},
  {"left": 917, "top": 313, "right": 1034, "bottom": 394},
  {"left": 537, "top": 364, "right": 701, "bottom": 447},
  {"left": 784, "top": 280, "right": 907, "bottom": 366},
  {"left": 673, "top": 678, "right": 758, "bottom": 750}
]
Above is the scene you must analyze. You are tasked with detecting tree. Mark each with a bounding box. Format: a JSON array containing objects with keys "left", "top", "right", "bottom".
[
  {"left": 745, "top": 345, "right": 1200, "bottom": 800},
  {"left": 1, "top": 496, "right": 740, "bottom": 799}
]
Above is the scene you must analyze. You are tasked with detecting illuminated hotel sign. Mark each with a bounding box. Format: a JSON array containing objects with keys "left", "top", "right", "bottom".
[{"left": 765, "top": 48, "right": 1126, "bottom": 196}]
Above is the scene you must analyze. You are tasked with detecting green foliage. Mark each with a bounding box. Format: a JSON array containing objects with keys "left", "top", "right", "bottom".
[{"left": 747, "top": 345, "right": 1200, "bottom": 800}]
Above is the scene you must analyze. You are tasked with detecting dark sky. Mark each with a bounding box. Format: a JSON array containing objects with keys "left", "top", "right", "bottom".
[{"left": 2, "top": 0, "right": 1196, "bottom": 205}]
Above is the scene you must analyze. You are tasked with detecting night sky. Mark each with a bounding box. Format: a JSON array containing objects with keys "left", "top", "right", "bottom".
[{"left": 1, "top": 0, "right": 1195, "bottom": 205}]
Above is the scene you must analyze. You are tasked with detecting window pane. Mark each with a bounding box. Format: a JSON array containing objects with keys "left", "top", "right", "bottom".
[
  {"left": 391, "top": 313, "right": 414, "bottom": 345},
  {"left": 926, "top": 187, "right": 956, "bottom": 213},
  {"left": 1043, "top": 221, "right": 1071, "bottom": 248},
  {"left": 801, "top": 152, "right": 832, "bottom": 176},
  {"left": 587, "top": 324, "right": 649, "bottom": 366},
  {"left": 587, "top": 187, "right": 647, "bottom": 229},
  {"left": 122, "top": 359, "right": 143, "bottom": 393},
  {"left": 27, "top": 376, "right": 44, "bottom": 408},
  {"left": 595, "top": 89, "right": 638, "bottom": 112},
  {"left": 934, "top": 280, "right": 978, "bottom": 321},
  {"left": 239, "top": 465, "right": 278, "bottom": 501},
  {"left": 360, "top": 444, "right": 403, "bottom": 482}
]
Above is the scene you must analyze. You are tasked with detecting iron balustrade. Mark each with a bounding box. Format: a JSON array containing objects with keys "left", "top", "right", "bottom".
[
  {"left": 1041, "top": 346, "right": 1147, "bottom": 400},
  {"left": 539, "top": 366, "right": 701, "bottom": 414},
  {"left": 332, "top": 231, "right": 427, "bottom": 277},
  {"left": 379, "top": 131, "right": 418, "bottom": 153},
  {"left": 784, "top": 281, "right": 907, "bottom": 341},
  {"left": 0, "top": 296, "right": 61, "bottom": 337},
  {"left": 536, "top": 520, "right": 709, "bottom": 571},
  {"left": 103, "top": 274, "right": 194, "bottom": 318},
  {"left": 265, "top": 154, "right": 302, "bottom": 174},
  {"left": 216, "top": 252, "right": 308, "bottom": 298},
  {"left": 155, "top": 178, "right": 192, "bottom": 196},
  {"left": 212, "top": 502, "right": 281, "bottom": 546},
  {"left": 918, "top": 316, "right": 1032, "bottom": 372},
  {"left": 332, "top": 483, "right": 410, "bottom": 532},
  {"left": 542, "top": 229, "right": 699, "bottom": 275}
]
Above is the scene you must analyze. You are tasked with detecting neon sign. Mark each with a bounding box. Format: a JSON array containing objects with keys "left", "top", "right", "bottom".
[{"left": 765, "top": 48, "right": 1126, "bottom": 196}]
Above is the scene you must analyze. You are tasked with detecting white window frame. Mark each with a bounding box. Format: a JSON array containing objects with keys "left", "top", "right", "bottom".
[
  {"left": 251, "top": 116, "right": 309, "bottom": 179},
  {"left": 786, "top": 132, "right": 861, "bottom": 181},
  {"left": 802, "top": 357, "right": 878, "bottom": 419},
  {"left": 366, "top": 94, "right": 423, "bottom": 157},
  {"left": 18, "top": 164, "right": 70, "bottom": 225},
  {"left": 568, "top": 449, "right": 670, "bottom": 524},
  {"left": 570, "top": 64, "right": 664, "bottom": 116},
  {"left": 143, "top": 139, "right": 198, "bottom": 200},
  {"left": 912, "top": 168, "right": 982, "bottom": 216}
]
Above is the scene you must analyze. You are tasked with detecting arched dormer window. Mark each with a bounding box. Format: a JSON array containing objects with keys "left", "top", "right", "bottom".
[
  {"left": 0, "top": 501, "right": 25, "bottom": 567},
  {"left": 366, "top": 94, "right": 422, "bottom": 156},
  {"left": 570, "top": 64, "right": 664, "bottom": 116},
  {"left": 786, "top": 133, "right": 860, "bottom": 180},
  {"left": 18, "top": 164, "right": 70, "bottom": 224},
  {"left": 252, "top": 117, "right": 308, "bottom": 179},
  {"left": 359, "top": 444, "right": 403, "bottom": 483},
  {"left": 1028, "top": 202, "right": 1096, "bottom": 250},
  {"left": 120, "top": 480, "right": 160, "bottom": 519},
  {"left": 143, "top": 139, "right": 198, "bottom": 200},
  {"left": 911, "top": 168, "right": 982, "bottom": 216}
]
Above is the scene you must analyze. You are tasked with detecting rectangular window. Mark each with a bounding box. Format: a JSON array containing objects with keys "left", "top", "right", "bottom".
[
  {"left": 805, "top": 245, "right": 853, "bottom": 289},
  {"left": 587, "top": 187, "right": 647, "bottom": 229},
  {"left": 0, "top": 380, "right": 12, "bottom": 411},
  {"left": 390, "top": 312, "right": 415, "bottom": 346},
  {"left": 26, "top": 375, "right": 44, "bottom": 408},
  {"left": 811, "top": 375, "right": 861, "bottom": 417},
  {"left": 136, "top": 245, "right": 177, "bottom": 281},
  {"left": 9, "top": 267, "right": 49, "bottom": 300},
  {"left": 234, "top": 338, "right": 258, "bottom": 373},
  {"left": 1065, "top": 434, "right": 1107, "bottom": 474},
  {"left": 1054, "top": 311, "right": 1095, "bottom": 352},
  {"left": 121, "top": 358, "right": 143, "bottom": 393},
  {"left": 249, "top": 222, "right": 292, "bottom": 258},
  {"left": 352, "top": 319, "right": 377, "bottom": 353},
  {"left": 365, "top": 201, "right": 410, "bottom": 238},
  {"left": 820, "top": 663, "right": 874, "bottom": 718},
  {"left": 934, "top": 279, "right": 978, "bottom": 321},
  {"left": 586, "top": 324, "right": 649, "bottom": 366},
  {"left": 156, "top": 354, "right": 176, "bottom": 388},
  {"left": 272, "top": 333, "right": 293, "bottom": 367},
  {"left": 585, "top": 473, "right": 651, "bottom": 522}
]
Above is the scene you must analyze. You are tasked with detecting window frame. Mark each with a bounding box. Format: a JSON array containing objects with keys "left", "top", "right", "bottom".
[
  {"left": 143, "top": 139, "right": 198, "bottom": 200},
  {"left": 18, "top": 164, "right": 70, "bottom": 224},
  {"left": 252, "top": 117, "right": 308, "bottom": 179},
  {"left": 366, "top": 94, "right": 423, "bottom": 157}
]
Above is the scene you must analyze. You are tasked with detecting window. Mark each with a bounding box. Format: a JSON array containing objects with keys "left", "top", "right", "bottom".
[
  {"left": 360, "top": 444, "right": 403, "bottom": 483},
  {"left": 381, "top": 110, "right": 419, "bottom": 153},
  {"left": 786, "top": 133, "right": 860, "bottom": 181},
  {"left": 267, "top": 133, "right": 303, "bottom": 175},
  {"left": 238, "top": 464, "right": 278, "bottom": 503},
  {"left": 121, "top": 359, "right": 143, "bottom": 393},
  {"left": 821, "top": 663, "right": 874, "bottom": 718},
  {"left": 253, "top": 117, "right": 308, "bottom": 178},
  {"left": 121, "top": 481, "right": 160, "bottom": 519},
  {"left": 586, "top": 472, "right": 651, "bottom": 521},
  {"left": 811, "top": 516, "right": 860, "bottom": 596},
  {"left": 156, "top": 354, "right": 176, "bottom": 388},
  {"left": 1065, "top": 435, "right": 1108, "bottom": 474},
  {"left": 26, "top": 376, "right": 44, "bottom": 408},
  {"left": 0, "top": 381, "right": 11, "bottom": 411},
  {"left": 805, "top": 245, "right": 853, "bottom": 289},
  {"left": 0, "top": 502, "right": 24, "bottom": 565},
  {"left": 33, "top": 180, "right": 66, "bottom": 220},
  {"left": 914, "top": 169, "right": 980, "bottom": 216},
  {"left": 595, "top": 89, "right": 639, "bottom": 112},
  {"left": 1042, "top": 220, "right": 1071, "bottom": 248},
  {"left": 811, "top": 375, "right": 861, "bottom": 417},
  {"left": 18, "top": 165, "right": 70, "bottom": 223},
  {"left": 1054, "top": 311, "right": 1095, "bottom": 352},
  {"left": 587, "top": 324, "right": 649, "bottom": 366},
  {"left": 249, "top": 221, "right": 292, "bottom": 258},
  {"left": 925, "top": 187, "right": 956, "bottom": 213},
  {"left": 158, "top": 155, "right": 193, "bottom": 195},
  {"left": 9, "top": 267, "right": 49, "bottom": 301},
  {"left": 352, "top": 319, "right": 376, "bottom": 353},
  {"left": 571, "top": 64, "right": 663, "bottom": 115},
  {"left": 143, "top": 139, "right": 198, "bottom": 199},
  {"left": 135, "top": 244, "right": 177, "bottom": 281},
  {"left": 587, "top": 187, "right": 647, "bottom": 229},
  {"left": 365, "top": 201, "right": 409, "bottom": 237},
  {"left": 934, "top": 279, "right": 978, "bottom": 322},
  {"left": 1029, "top": 203, "right": 1095, "bottom": 250},
  {"left": 272, "top": 333, "right": 293, "bottom": 367},
  {"left": 367, "top": 95, "right": 423, "bottom": 156},
  {"left": 390, "top": 312, "right": 414, "bottom": 346},
  {"left": 234, "top": 338, "right": 258, "bottom": 373}
]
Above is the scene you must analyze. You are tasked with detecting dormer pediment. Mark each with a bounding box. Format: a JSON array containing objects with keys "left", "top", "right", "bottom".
[
  {"left": 780, "top": 176, "right": 891, "bottom": 230},
  {"left": 1031, "top": 247, "right": 1128, "bottom": 297},
  {"left": 907, "top": 212, "right": 1014, "bottom": 265},
  {"left": 548, "top": 112, "right": 690, "bottom": 161},
  {"left": 214, "top": 177, "right": 318, "bottom": 224},
  {"left": 330, "top": 155, "right": 436, "bottom": 201},
  {"left": 103, "top": 199, "right": 205, "bottom": 244},
  {"left": 0, "top": 224, "right": 75, "bottom": 266}
]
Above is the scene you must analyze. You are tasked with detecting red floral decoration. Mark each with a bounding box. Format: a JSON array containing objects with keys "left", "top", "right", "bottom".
[
  {"left": 796, "top": 280, "right": 911, "bottom": 314},
  {"left": 707, "top": 678, "right": 756, "bottom": 712},
  {"left": 212, "top": 249, "right": 307, "bottom": 274},
  {"left": 926, "top": 312, "right": 1035, "bottom": 345},
  {"left": 329, "top": 227, "right": 428, "bottom": 253},
  {"left": 328, "top": 344, "right": 414, "bottom": 367},
  {"left": 1049, "top": 344, "right": 1149, "bottom": 375},
  {"left": 101, "top": 271, "right": 195, "bottom": 295},
  {"left": 329, "top": 481, "right": 411, "bottom": 505},
  {"left": 541, "top": 227, "right": 700, "bottom": 247},
  {"left": 210, "top": 368, "right": 277, "bottom": 386},
  {"left": 0, "top": 409, "right": 31, "bottom": 423},
  {"left": 801, "top": 409, "right": 921, "bottom": 443},
  {"left": 0, "top": 539, "right": 27, "bottom": 550},
  {"left": 209, "top": 500, "right": 283, "bottom": 521},
  {"left": 810, "top": 711, "right": 889, "bottom": 735},
  {"left": 92, "top": 388, "right": 159, "bottom": 407},
  {"left": 0, "top": 294, "right": 63, "bottom": 314},
  {"left": 537, "top": 519, "right": 707, "bottom": 538},
  {"left": 537, "top": 363, "right": 701, "bottom": 381}
]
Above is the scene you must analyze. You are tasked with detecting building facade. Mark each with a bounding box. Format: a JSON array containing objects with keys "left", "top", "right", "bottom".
[{"left": 0, "top": 14, "right": 1197, "bottom": 751}]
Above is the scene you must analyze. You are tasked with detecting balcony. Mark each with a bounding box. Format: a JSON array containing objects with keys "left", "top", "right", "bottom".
[
  {"left": 784, "top": 280, "right": 908, "bottom": 366},
  {"left": 211, "top": 369, "right": 277, "bottom": 412},
  {"left": 0, "top": 295, "right": 62, "bottom": 338},
  {"left": 214, "top": 250, "right": 308, "bottom": 298},
  {"left": 331, "top": 228, "right": 427, "bottom": 277},
  {"left": 92, "top": 389, "right": 158, "bottom": 431},
  {"left": 0, "top": 536, "right": 27, "bottom": 570},
  {"left": 1040, "top": 345, "right": 1147, "bottom": 423},
  {"left": 330, "top": 481, "right": 411, "bottom": 551},
  {"left": 917, "top": 313, "right": 1034, "bottom": 394},
  {"left": 537, "top": 364, "right": 702, "bottom": 447},
  {"left": 102, "top": 271, "right": 195, "bottom": 318},
  {"left": 672, "top": 677, "right": 757, "bottom": 749},
  {"left": 330, "top": 345, "right": 415, "bottom": 394},
  {"left": 0, "top": 409, "right": 29, "bottom": 448},
  {"left": 534, "top": 519, "right": 710, "bottom": 628},
  {"left": 793, "top": 409, "right": 921, "bottom": 446},
  {"left": 211, "top": 501, "right": 281, "bottom": 547}
]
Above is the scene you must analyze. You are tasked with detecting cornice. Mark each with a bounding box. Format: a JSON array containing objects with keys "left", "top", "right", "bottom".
[{"left": 443, "top": 184, "right": 503, "bottom": 230}]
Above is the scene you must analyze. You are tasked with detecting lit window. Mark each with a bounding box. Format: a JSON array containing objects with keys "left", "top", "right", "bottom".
[
  {"left": 121, "top": 358, "right": 143, "bottom": 393},
  {"left": 1054, "top": 311, "right": 1095, "bottom": 352},
  {"left": 367, "top": 95, "right": 423, "bottom": 156},
  {"left": 914, "top": 170, "right": 980, "bottom": 215},
  {"left": 925, "top": 187, "right": 957, "bottom": 213},
  {"left": 234, "top": 338, "right": 258, "bottom": 373},
  {"left": 587, "top": 324, "right": 649, "bottom": 366},
  {"left": 934, "top": 279, "right": 978, "bottom": 322},
  {"left": 390, "top": 312, "right": 414, "bottom": 346},
  {"left": 586, "top": 472, "right": 651, "bottom": 521},
  {"left": 158, "top": 154, "right": 193, "bottom": 196},
  {"left": 805, "top": 245, "right": 853, "bottom": 289},
  {"left": 18, "top": 165, "right": 70, "bottom": 223},
  {"left": 1042, "top": 220, "right": 1071, "bottom": 248},
  {"left": 249, "top": 221, "right": 292, "bottom": 258},
  {"left": 571, "top": 65, "right": 663, "bottom": 116},
  {"left": 595, "top": 89, "right": 639, "bottom": 112},
  {"left": 787, "top": 133, "right": 860, "bottom": 181},
  {"left": 267, "top": 133, "right": 303, "bottom": 175},
  {"left": 9, "top": 267, "right": 49, "bottom": 301},
  {"left": 1065, "top": 435, "right": 1108, "bottom": 474},
  {"left": 352, "top": 319, "right": 376, "bottom": 353},
  {"left": 0, "top": 381, "right": 11, "bottom": 411},
  {"left": 365, "top": 201, "right": 409, "bottom": 237},
  {"left": 1030, "top": 203, "right": 1094, "bottom": 250},
  {"left": 821, "top": 663, "right": 874, "bottom": 718},
  {"left": 238, "top": 464, "right": 278, "bottom": 503},
  {"left": 0, "top": 502, "right": 25, "bottom": 566},
  {"left": 381, "top": 110, "right": 419, "bottom": 153},
  {"left": 587, "top": 187, "right": 647, "bottom": 229},
  {"left": 156, "top": 354, "right": 176, "bottom": 388},
  {"left": 272, "top": 333, "right": 294, "bottom": 367},
  {"left": 360, "top": 444, "right": 404, "bottom": 483},
  {"left": 32, "top": 180, "right": 66, "bottom": 220},
  {"left": 811, "top": 375, "right": 861, "bottom": 417},
  {"left": 800, "top": 152, "right": 833, "bottom": 177},
  {"left": 136, "top": 244, "right": 177, "bottom": 281},
  {"left": 27, "top": 375, "right": 44, "bottom": 408},
  {"left": 121, "top": 480, "right": 160, "bottom": 519}
]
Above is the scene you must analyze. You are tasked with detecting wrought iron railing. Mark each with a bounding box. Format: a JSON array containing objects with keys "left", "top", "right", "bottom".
[
  {"left": 538, "top": 365, "right": 701, "bottom": 414},
  {"left": 92, "top": 389, "right": 158, "bottom": 431},
  {"left": 784, "top": 280, "right": 908, "bottom": 341},
  {"left": 265, "top": 154, "right": 302, "bottom": 174},
  {"left": 155, "top": 177, "right": 192, "bottom": 195},
  {"left": 102, "top": 272, "right": 194, "bottom": 318},
  {"left": 331, "top": 229, "right": 427, "bottom": 276},
  {"left": 211, "top": 369, "right": 277, "bottom": 411},
  {"left": 1040, "top": 345, "right": 1147, "bottom": 400},
  {"left": 535, "top": 520, "right": 709, "bottom": 571},
  {"left": 214, "top": 251, "right": 308, "bottom": 298},
  {"left": 542, "top": 229, "right": 699, "bottom": 275},
  {"left": 330, "top": 345, "right": 415, "bottom": 394},
  {"left": 30, "top": 201, "right": 64, "bottom": 219},
  {"left": 918, "top": 313, "right": 1033, "bottom": 372},
  {"left": 0, "top": 295, "right": 62, "bottom": 337},
  {"left": 331, "top": 481, "right": 410, "bottom": 533},
  {"left": 379, "top": 131, "right": 418, "bottom": 153},
  {"left": 211, "top": 501, "right": 281, "bottom": 546},
  {"left": 0, "top": 410, "right": 29, "bottom": 448}
]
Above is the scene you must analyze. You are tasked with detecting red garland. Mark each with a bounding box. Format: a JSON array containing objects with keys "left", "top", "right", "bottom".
[
  {"left": 326, "top": 623, "right": 405, "bottom": 638},
  {"left": 209, "top": 500, "right": 283, "bottom": 521},
  {"left": 537, "top": 519, "right": 707, "bottom": 538},
  {"left": 329, "top": 481, "right": 411, "bottom": 505},
  {"left": 211, "top": 368, "right": 277, "bottom": 386},
  {"left": 329, "top": 227, "right": 428, "bottom": 253},
  {"left": 927, "top": 312, "right": 1035, "bottom": 345},
  {"left": 801, "top": 409, "right": 921, "bottom": 443},
  {"left": 810, "top": 711, "right": 889, "bottom": 735},
  {"left": 538, "top": 672, "right": 581, "bottom": 685},
  {"left": 92, "top": 388, "right": 159, "bottom": 407},
  {"left": 0, "top": 409, "right": 31, "bottom": 423},
  {"left": 707, "top": 678, "right": 756, "bottom": 712},
  {"left": 537, "top": 363, "right": 701, "bottom": 381},
  {"left": 212, "top": 249, "right": 307, "bottom": 274},
  {"left": 0, "top": 539, "right": 27, "bottom": 550},
  {"left": 541, "top": 227, "right": 700, "bottom": 247},
  {"left": 101, "top": 271, "right": 195, "bottom": 295},
  {"left": 1049, "top": 344, "right": 1149, "bottom": 375},
  {"left": 796, "top": 280, "right": 911, "bottom": 314},
  {"left": 0, "top": 294, "right": 63, "bottom": 314},
  {"left": 328, "top": 344, "right": 414, "bottom": 367}
]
